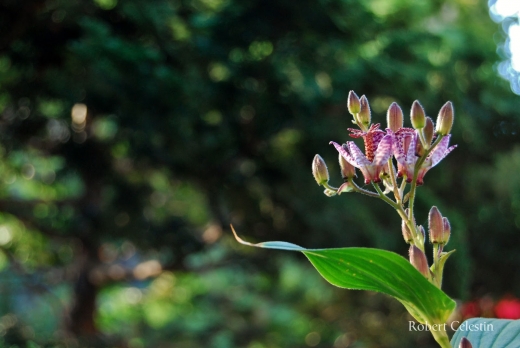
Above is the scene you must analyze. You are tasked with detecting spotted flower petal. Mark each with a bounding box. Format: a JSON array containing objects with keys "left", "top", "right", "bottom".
[
  {"left": 346, "top": 142, "right": 372, "bottom": 167},
  {"left": 427, "top": 135, "right": 456, "bottom": 167},
  {"left": 372, "top": 134, "right": 393, "bottom": 166},
  {"left": 331, "top": 141, "right": 370, "bottom": 168},
  {"left": 330, "top": 134, "right": 393, "bottom": 184},
  {"left": 417, "top": 135, "right": 457, "bottom": 185},
  {"left": 389, "top": 128, "right": 418, "bottom": 182}
]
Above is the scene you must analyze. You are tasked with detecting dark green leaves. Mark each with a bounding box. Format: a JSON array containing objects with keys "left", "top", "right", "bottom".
[
  {"left": 451, "top": 318, "right": 520, "bottom": 348},
  {"left": 233, "top": 227, "right": 455, "bottom": 325}
]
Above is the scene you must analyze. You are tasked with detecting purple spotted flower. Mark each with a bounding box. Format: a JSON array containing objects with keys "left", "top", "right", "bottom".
[
  {"left": 330, "top": 124, "right": 393, "bottom": 184},
  {"left": 390, "top": 128, "right": 457, "bottom": 185}
]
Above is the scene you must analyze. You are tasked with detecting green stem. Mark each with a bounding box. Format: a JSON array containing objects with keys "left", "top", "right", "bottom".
[
  {"left": 430, "top": 327, "right": 452, "bottom": 348},
  {"left": 386, "top": 159, "right": 401, "bottom": 202},
  {"left": 433, "top": 243, "right": 440, "bottom": 288},
  {"left": 407, "top": 135, "right": 445, "bottom": 238},
  {"left": 372, "top": 179, "right": 425, "bottom": 251},
  {"left": 323, "top": 182, "right": 339, "bottom": 191},
  {"left": 418, "top": 129, "right": 428, "bottom": 150},
  {"left": 349, "top": 179, "right": 379, "bottom": 198},
  {"left": 399, "top": 177, "right": 407, "bottom": 198},
  {"left": 372, "top": 182, "right": 400, "bottom": 210},
  {"left": 353, "top": 113, "right": 368, "bottom": 132}
]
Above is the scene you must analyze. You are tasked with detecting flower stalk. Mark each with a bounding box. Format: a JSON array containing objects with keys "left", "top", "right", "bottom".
[{"left": 324, "top": 92, "right": 457, "bottom": 294}]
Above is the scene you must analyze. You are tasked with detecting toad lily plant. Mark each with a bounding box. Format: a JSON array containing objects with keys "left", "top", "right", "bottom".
[{"left": 233, "top": 92, "right": 513, "bottom": 348}]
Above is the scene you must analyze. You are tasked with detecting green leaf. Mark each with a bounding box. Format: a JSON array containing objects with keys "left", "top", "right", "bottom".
[
  {"left": 232, "top": 226, "right": 455, "bottom": 325},
  {"left": 451, "top": 318, "right": 520, "bottom": 347}
]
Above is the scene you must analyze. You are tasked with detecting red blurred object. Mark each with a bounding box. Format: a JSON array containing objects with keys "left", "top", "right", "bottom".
[
  {"left": 461, "top": 301, "right": 481, "bottom": 319},
  {"left": 494, "top": 296, "right": 520, "bottom": 319}
]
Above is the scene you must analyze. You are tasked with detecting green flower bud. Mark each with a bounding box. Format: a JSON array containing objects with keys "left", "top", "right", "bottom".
[
  {"left": 459, "top": 337, "right": 473, "bottom": 348},
  {"left": 339, "top": 152, "right": 356, "bottom": 180},
  {"left": 436, "top": 101, "right": 454, "bottom": 135},
  {"left": 422, "top": 116, "right": 434, "bottom": 146},
  {"left": 347, "top": 90, "right": 361, "bottom": 115},
  {"left": 409, "top": 245, "right": 430, "bottom": 278},
  {"left": 312, "top": 154, "right": 329, "bottom": 186},
  {"left": 401, "top": 220, "right": 413, "bottom": 243},
  {"left": 358, "top": 95, "right": 371, "bottom": 126},
  {"left": 387, "top": 102, "right": 403, "bottom": 132},
  {"left": 411, "top": 100, "right": 426, "bottom": 129}
]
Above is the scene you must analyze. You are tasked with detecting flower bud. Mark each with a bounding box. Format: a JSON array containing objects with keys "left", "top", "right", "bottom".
[
  {"left": 418, "top": 225, "right": 426, "bottom": 245},
  {"left": 312, "top": 154, "right": 329, "bottom": 186},
  {"left": 401, "top": 220, "right": 413, "bottom": 243},
  {"left": 428, "top": 206, "right": 445, "bottom": 244},
  {"left": 459, "top": 337, "right": 473, "bottom": 348},
  {"left": 436, "top": 101, "right": 454, "bottom": 135},
  {"left": 358, "top": 95, "right": 371, "bottom": 126},
  {"left": 409, "top": 245, "right": 430, "bottom": 278},
  {"left": 347, "top": 90, "right": 361, "bottom": 115},
  {"left": 339, "top": 151, "right": 356, "bottom": 180},
  {"left": 422, "top": 116, "right": 434, "bottom": 146},
  {"left": 387, "top": 102, "right": 403, "bottom": 132},
  {"left": 442, "top": 217, "right": 451, "bottom": 245},
  {"left": 411, "top": 100, "right": 426, "bottom": 129}
]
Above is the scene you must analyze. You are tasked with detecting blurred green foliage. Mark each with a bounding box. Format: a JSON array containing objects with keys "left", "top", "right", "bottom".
[{"left": 0, "top": 0, "right": 519, "bottom": 347}]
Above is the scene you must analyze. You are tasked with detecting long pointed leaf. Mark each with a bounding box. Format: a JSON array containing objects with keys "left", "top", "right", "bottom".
[{"left": 233, "top": 226, "right": 455, "bottom": 325}]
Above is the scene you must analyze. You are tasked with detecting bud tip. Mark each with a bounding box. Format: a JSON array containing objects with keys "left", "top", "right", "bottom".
[
  {"left": 436, "top": 101, "right": 454, "bottom": 135},
  {"left": 387, "top": 102, "right": 404, "bottom": 132},
  {"left": 312, "top": 154, "right": 329, "bottom": 186},
  {"left": 411, "top": 100, "right": 426, "bottom": 129},
  {"left": 347, "top": 90, "right": 361, "bottom": 115}
]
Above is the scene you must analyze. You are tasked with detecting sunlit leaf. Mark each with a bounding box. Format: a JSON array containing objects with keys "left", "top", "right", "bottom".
[{"left": 232, "top": 226, "right": 455, "bottom": 325}]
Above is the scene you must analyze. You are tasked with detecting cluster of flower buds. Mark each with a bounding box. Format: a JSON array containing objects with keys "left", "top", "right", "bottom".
[
  {"left": 324, "top": 91, "right": 456, "bottom": 189},
  {"left": 406, "top": 206, "right": 452, "bottom": 280}
]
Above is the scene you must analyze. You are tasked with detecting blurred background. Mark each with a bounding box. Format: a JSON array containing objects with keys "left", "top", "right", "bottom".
[{"left": 0, "top": 0, "right": 519, "bottom": 347}]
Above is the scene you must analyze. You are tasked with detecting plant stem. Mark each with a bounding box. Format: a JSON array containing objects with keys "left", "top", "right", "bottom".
[
  {"left": 407, "top": 135, "right": 445, "bottom": 239},
  {"left": 433, "top": 243, "right": 440, "bottom": 288},
  {"left": 353, "top": 113, "right": 368, "bottom": 132},
  {"left": 386, "top": 159, "right": 401, "bottom": 202},
  {"left": 399, "top": 177, "right": 407, "bottom": 198},
  {"left": 431, "top": 327, "right": 452, "bottom": 348},
  {"left": 349, "top": 179, "right": 379, "bottom": 198},
  {"left": 372, "top": 182, "right": 400, "bottom": 210},
  {"left": 323, "top": 182, "right": 339, "bottom": 191}
]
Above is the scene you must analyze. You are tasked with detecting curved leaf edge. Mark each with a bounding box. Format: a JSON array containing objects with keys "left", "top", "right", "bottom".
[{"left": 232, "top": 225, "right": 456, "bottom": 324}]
